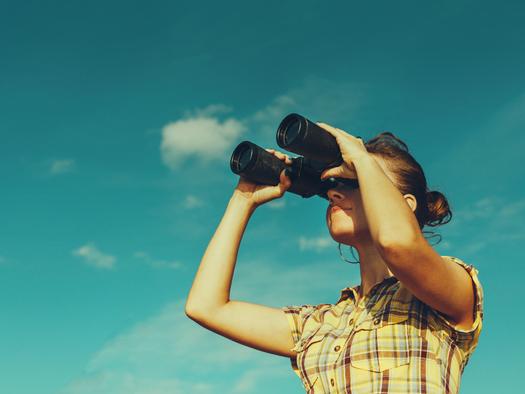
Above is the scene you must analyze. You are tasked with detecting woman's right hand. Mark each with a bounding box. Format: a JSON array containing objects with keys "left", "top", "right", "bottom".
[{"left": 233, "top": 148, "right": 293, "bottom": 209}]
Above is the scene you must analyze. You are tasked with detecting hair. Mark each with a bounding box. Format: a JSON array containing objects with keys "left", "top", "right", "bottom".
[{"left": 364, "top": 132, "right": 452, "bottom": 245}]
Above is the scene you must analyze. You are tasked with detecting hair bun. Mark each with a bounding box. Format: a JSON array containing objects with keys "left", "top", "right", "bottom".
[{"left": 425, "top": 190, "right": 452, "bottom": 227}]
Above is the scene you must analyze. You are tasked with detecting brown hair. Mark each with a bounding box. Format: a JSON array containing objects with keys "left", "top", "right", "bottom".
[{"left": 364, "top": 132, "right": 452, "bottom": 244}]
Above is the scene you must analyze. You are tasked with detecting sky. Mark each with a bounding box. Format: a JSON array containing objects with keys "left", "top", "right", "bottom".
[{"left": 0, "top": 0, "right": 524, "bottom": 393}]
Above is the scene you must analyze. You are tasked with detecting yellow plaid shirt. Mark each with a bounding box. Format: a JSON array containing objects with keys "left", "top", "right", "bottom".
[{"left": 282, "top": 256, "right": 484, "bottom": 393}]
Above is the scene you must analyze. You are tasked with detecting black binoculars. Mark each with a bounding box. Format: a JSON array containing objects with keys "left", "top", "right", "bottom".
[{"left": 229, "top": 113, "right": 359, "bottom": 200}]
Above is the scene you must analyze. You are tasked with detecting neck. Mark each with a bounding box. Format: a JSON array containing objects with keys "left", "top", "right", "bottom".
[{"left": 353, "top": 241, "right": 394, "bottom": 298}]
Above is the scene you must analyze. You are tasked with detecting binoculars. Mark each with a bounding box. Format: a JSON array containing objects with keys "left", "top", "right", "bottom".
[{"left": 229, "top": 113, "right": 359, "bottom": 200}]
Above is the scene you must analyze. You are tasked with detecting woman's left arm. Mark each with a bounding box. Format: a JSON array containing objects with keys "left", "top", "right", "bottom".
[{"left": 318, "top": 122, "right": 475, "bottom": 330}]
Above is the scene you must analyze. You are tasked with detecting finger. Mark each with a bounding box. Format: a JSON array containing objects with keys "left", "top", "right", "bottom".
[
  {"left": 320, "top": 166, "right": 345, "bottom": 180},
  {"left": 272, "top": 150, "right": 293, "bottom": 164},
  {"left": 277, "top": 169, "right": 292, "bottom": 190},
  {"left": 316, "top": 122, "right": 340, "bottom": 134}
]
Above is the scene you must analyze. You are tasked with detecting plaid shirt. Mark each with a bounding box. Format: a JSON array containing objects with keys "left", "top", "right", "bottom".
[{"left": 282, "top": 256, "right": 484, "bottom": 393}]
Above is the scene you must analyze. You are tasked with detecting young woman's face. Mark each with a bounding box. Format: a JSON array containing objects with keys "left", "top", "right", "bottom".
[
  {"left": 325, "top": 183, "right": 368, "bottom": 245},
  {"left": 325, "top": 156, "right": 398, "bottom": 245}
]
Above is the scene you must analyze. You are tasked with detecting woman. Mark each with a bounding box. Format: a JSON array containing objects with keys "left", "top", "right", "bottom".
[{"left": 185, "top": 122, "right": 483, "bottom": 394}]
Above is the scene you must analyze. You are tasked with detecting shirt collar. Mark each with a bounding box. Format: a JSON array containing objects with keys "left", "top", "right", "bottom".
[{"left": 337, "top": 276, "right": 398, "bottom": 304}]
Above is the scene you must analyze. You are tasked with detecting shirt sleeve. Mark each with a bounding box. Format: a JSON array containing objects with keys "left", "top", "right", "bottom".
[
  {"left": 281, "top": 304, "right": 322, "bottom": 352},
  {"left": 431, "top": 256, "right": 484, "bottom": 350}
]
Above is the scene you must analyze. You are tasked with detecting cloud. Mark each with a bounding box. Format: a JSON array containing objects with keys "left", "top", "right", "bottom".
[
  {"left": 251, "top": 95, "right": 297, "bottom": 125},
  {"left": 60, "top": 256, "right": 358, "bottom": 394},
  {"left": 160, "top": 110, "right": 246, "bottom": 170},
  {"left": 160, "top": 77, "right": 364, "bottom": 172},
  {"left": 61, "top": 371, "right": 213, "bottom": 394},
  {"left": 248, "top": 77, "right": 364, "bottom": 138},
  {"left": 50, "top": 159, "right": 76, "bottom": 175},
  {"left": 73, "top": 244, "right": 116, "bottom": 270},
  {"left": 60, "top": 299, "right": 287, "bottom": 394},
  {"left": 444, "top": 195, "right": 525, "bottom": 258},
  {"left": 298, "top": 235, "right": 334, "bottom": 252},
  {"left": 182, "top": 194, "right": 204, "bottom": 209},
  {"left": 183, "top": 103, "right": 234, "bottom": 118},
  {"left": 133, "top": 251, "right": 183, "bottom": 270},
  {"left": 266, "top": 199, "right": 286, "bottom": 209}
]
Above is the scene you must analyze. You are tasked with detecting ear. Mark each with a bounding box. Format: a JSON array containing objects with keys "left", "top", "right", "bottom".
[{"left": 403, "top": 193, "right": 417, "bottom": 213}]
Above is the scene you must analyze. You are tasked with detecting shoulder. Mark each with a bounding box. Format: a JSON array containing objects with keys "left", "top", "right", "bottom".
[{"left": 430, "top": 255, "right": 484, "bottom": 346}]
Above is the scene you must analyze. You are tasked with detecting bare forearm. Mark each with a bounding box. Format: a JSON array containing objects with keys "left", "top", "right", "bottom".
[
  {"left": 352, "top": 154, "right": 421, "bottom": 248},
  {"left": 185, "top": 192, "right": 256, "bottom": 314}
]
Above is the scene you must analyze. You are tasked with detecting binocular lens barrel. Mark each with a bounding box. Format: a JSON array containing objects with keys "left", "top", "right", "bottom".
[
  {"left": 230, "top": 141, "right": 256, "bottom": 174},
  {"left": 230, "top": 143, "right": 254, "bottom": 174},
  {"left": 230, "top": 141, "right": 286, "bottom": 187},
  {"left": 276, "top": 113, "right": 342, "bottom": 166}
]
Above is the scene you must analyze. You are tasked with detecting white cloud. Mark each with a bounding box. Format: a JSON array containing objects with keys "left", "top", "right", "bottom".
[
  {"left": 298, "top": 235, "right": 334, "bottom": 252},
  {"left": 133, "top": 251, "right": 182, "bottom": 270},
  {"left": 50, "top": 159, "right": 75, "bottom": 175},
  {"left": 160, "top": 77, "right": 364, "bottom": 172},
  {"left": 160, "top": 113, "right": 246, "bottom": 170},
  {"left": 182, "top": 194, "right": 204, "bottom": 209},
  {"left": 73, "top": 244, "right": 116, "bottom": 270}
]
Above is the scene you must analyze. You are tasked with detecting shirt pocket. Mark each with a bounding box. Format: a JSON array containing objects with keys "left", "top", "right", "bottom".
[{"left": 349, "top": 313, "right": 410, "bottom": 373}]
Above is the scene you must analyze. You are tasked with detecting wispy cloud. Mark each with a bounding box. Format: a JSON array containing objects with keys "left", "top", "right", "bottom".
[
  {"left": 133, "top": 251, "right": 182, "bottom": 270},
  {"left": 73, "top": 244, "right": 116, "bottom": 270},
  {"left": 298, "top": 235, "right": 334, "bottom": 252},
  {"left": 160, "top": 105, "right": 246, "bottom": 170},
  {"left": 182, "top": 194, "right": 204, "bottom": 209},
  {"left": 251, "top": 95, "right": 297, "bottom": 127},
  {"left": 183, "top": 103, "right": 233, "bottom": 118},
  {"left": 248, "top": 77, "right": 365, "bottom": 138},
  {"left": 60, "top": 257, "right": 358, "bottom": 393},
  {"left": 60, "top": 299, "right": 283, "bottom": 394},
  {"left": 50, "top": 159, "right": 76, "bottom": 175},
  {"left": 266, "top": 199, "right": 286, "bottom": 209},
  {"left": 445, "top": 195, "right": 525, "bottom": 259}
]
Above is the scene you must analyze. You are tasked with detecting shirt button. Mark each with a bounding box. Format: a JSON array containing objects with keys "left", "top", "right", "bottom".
[
  {"left": 330, "top": 378, "right": 335, "bottom": 386},
  {"left": 348, "top": 318, "right": 354, "bottom": 325},
  {"left": 374, "top": 318, "right": 381, "bottom": 325},
  {"left": 334, "top": 345, "right": 341, "bottom": 351}
]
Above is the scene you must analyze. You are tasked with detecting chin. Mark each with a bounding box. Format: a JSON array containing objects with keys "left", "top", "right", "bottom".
[{"left": 328, "top": 225, "right": 355, "bottom": 244}]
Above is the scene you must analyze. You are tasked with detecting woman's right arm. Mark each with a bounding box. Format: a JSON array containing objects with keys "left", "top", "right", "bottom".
[{"left": 184, "top": 150, "right": 298, "bottom": 358}]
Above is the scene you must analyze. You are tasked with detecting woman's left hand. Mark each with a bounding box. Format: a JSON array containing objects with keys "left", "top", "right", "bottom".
[{"left": 316, "top": 122, "right": 370, "bottom": 180}]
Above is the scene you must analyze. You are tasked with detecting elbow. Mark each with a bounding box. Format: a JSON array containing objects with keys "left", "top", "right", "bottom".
[
  {"left": 185, "top": 300, "right": 201, "bottom": 319},
  {"left": 184, "top": 298, "right": 201, "bottom": 319}
]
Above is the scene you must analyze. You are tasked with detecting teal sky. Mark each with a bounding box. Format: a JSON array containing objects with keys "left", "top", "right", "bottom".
[{"left": 1, "top": 1, "right": 523, "bottom": 393}]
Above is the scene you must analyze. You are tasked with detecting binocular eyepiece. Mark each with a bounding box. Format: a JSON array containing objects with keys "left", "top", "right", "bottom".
[{"left": 230, "top": 113, "right": 359, "bottom": 200}]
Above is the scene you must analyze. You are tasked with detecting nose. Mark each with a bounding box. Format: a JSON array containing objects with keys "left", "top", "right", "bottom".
[{"left": 326, "top": 188, "right": 346, "bottom": 204}]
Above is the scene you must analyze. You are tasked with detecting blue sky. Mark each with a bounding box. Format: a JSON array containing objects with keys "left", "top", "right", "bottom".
[{"left": 0, "top": 1, "right": 523, "bottom": 393}]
